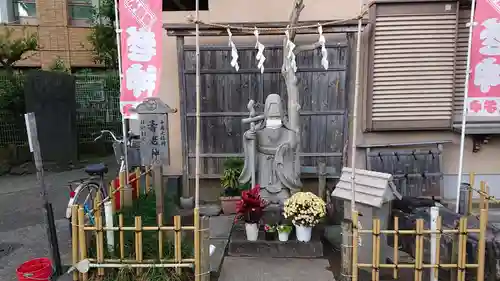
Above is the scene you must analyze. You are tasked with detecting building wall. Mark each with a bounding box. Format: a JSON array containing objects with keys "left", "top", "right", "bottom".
[
  {"left": 0, "top": 0, "right": 94, "bottom": 68},
  {"left": 350, "top": 3, "right": 500, "bottom": 201}
]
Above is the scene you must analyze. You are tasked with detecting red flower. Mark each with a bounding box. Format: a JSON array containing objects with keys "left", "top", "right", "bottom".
[{"left": 234, "top": 184, "right": 267, "bottom": 223}]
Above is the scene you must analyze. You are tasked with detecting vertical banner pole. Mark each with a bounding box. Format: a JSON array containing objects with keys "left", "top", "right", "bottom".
[
  {"left": 455, "top": 0, "right": 477, "bottom": 213},
  {"left": 194, "top": 0, "right": 201, "bottom": 209},
  {"left": 350, "top": 0, "right": 365, "bottom": 215}
]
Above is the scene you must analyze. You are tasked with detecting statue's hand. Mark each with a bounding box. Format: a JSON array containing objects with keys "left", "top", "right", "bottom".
[{"left": 244, "top": 130, "right": 256, "bottom": 140}]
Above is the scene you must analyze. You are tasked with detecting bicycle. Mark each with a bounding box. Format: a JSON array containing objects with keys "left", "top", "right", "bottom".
[{"left": 65, "top": 130, "right": 140, "bottom": 230}]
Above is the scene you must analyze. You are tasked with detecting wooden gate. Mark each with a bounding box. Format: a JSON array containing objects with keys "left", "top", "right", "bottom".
[{"left": 176, "top": 38, "right": 350, "bottom": 185}]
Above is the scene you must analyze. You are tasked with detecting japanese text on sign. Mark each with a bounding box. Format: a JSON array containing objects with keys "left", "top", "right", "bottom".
[
  {"left": 139, "top": 116, "right": 168, "bottom": 165},
  {"left": 119, "top": 0, "right": 162, "bottom": 118},
  {"left": 466, "top": 0, "right": 500, "bottom": 117}
]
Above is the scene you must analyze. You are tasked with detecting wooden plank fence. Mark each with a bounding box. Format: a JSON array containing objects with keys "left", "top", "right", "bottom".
[{"left": 71, "top": 166, "right": 207, "bottom": 281}]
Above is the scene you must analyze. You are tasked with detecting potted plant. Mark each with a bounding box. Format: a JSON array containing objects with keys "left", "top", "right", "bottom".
[
  {"left": 284, "top": 192, "right": 326, "bottom": 242},
  {"left": 220, "top": 158, "right": 248, "bottom": 214},
  {"left": 264, "top": 224, "right": 276, "bottom": 241},
  {"left": 235, "top": 184, "right": 267, "bottom": 241},
  {"left": 277, "top": 224, "right": 292, "bottom": 242}
]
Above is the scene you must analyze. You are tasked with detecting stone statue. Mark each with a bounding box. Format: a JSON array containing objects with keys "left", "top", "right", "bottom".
[{"left": 239, "top": 94, "right": 302, "bottom": 207}]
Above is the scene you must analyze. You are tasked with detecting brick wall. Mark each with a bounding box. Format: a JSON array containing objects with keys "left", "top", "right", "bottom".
[{"left": 1, "top": 0, "right": 95, "bottom": 69}]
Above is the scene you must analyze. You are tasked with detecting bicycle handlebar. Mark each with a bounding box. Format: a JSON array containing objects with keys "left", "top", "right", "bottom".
[{"left": 94, "top": 130, "right": 120, "bottom": 142}]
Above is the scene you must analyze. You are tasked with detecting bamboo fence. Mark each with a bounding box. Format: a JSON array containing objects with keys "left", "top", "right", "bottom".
[
  {"left": 351, "top": 195, "right": 489, "bottom": 281},
  {"left": 71, "top": 167, "right": 207, "bottom": 281}
]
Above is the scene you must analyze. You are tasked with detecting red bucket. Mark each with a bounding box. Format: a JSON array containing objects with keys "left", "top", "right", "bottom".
[{"left": 16, "top": 258, "right": 52, "bottom": 281}]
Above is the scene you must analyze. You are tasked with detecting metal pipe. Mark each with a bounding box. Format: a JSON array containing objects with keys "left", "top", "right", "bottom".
[
  {"left": 194, "top": 0, "right": 201, "bottom": 209},
  {"left": 350, "top": 7, "right": 364, "bottom": 214},
  {"left": 113, "top": 0, "right": 130, "bottom": 184},
  {"left": 357, "top": 140, "right": 453, "bottom": 148},
  {"left": 455, "top": 0, "right": 477, "bottom": 213}
]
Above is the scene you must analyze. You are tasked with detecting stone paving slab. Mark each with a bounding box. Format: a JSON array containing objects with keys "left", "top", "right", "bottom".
[
  {"left": 218, "top": 257, "right": 334, "bottom": 281},
  {"left": 209, "top": 239, "right": 229, "bottom": 273},
  {"left": 209, "top": 215, "right": 234, "bottom": 239}
]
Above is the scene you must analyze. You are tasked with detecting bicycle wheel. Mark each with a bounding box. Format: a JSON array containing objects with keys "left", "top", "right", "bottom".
[{"left": 68, "top": 181, "right": 101, "bottom": 234}]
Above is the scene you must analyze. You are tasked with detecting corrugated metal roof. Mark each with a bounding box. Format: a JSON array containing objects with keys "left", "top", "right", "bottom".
[{"left": 332, "top": 167, "right": 401, "bottom": 208}]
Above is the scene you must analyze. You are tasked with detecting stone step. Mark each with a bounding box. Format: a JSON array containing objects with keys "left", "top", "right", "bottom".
[{"left": 228, "top": 224, "right": 323, "bottom": 258}]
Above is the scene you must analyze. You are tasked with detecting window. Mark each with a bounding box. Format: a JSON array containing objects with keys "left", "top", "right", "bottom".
[
  {"left": 0, "top": 0, "right": 36, "bottom": 23},
  {"left": 68, "top": 0, "right": 95, "bottom": 26},
  {"left": 13, "top": 0, "right": 36, "bottom": 18},
  {"left": 162, "top": 0, "right": 208, "bottom": 11}
]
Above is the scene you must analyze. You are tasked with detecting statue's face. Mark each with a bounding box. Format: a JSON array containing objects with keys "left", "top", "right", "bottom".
[{"left": 265, "top": 102, "right": 282, "bottom": 129}]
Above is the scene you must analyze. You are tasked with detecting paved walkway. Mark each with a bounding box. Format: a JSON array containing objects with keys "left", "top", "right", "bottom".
[
  {"left": 0, "top": 157, "right": 117, "bottom": 281},
  {"left": 219, "top": 257, "right": 334, "bottom": 281}
]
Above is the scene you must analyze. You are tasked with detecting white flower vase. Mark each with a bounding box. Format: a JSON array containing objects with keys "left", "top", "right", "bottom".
[
  {"left": 245, "top": 223, "right": 259, "bottom": 241},
  {"left": 278, "top": 231, "right": 290, "bottom": 242},
  {"left": 294, "top": 224, "right": 312, "bottom": 242}
]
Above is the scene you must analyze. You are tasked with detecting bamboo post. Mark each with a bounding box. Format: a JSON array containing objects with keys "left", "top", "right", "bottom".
[
  {"left": 467, "top": 172, "right": 474, "bottom": 215},
  {"left": 119, "top": 170, "right": 126, "bottom": 209},
  {"left": 174, "top": 215, "right": 182, "bottom": 275},
  {"left": 135, "top": 167, "right": 141, "bottom": 198},
  {"left": 480, "top": 181, "right": 486, "bottom": 210},
  {"left": 194, "top": 208, "right": 201, "bottom": 281},
  {"left": 485, "top": 184, "right": 490, "bottom": 212},
  {"left": 158, "top": 213, "right": 164, "bottom": 260},
  {"left": 341, "top": 220, "right": 352, "bottom": 281},
  {"left": 352, "top": 211, "right": 359, "bottom": 281},
  {"left": 415, "top": 219, "right": 424, "bottom": 281},
  {"left": 78, "top": 207, "right": 88, "bottom": 281},
  {"left": 477, "top": 209, "right": 487, "bottom": 281},
  {"left": 393, "top": 216, "right": 399, "bottom": 279},
  {"left": 457, "top": 217, "right": 467, "bottom": 281},
  {"left": 71, "top": 205, "right": 79, "bottom": 281},
  {"left": 200, "top": 216, "right": 210, "bottom": 281},
  {"left": 119, "top": 214, "right": 124, "bottom": 260},
  {"left": 94, "top": 192, "right": 104, "bottom": 276},
  {"left": 434, "top": 216, "right": 442, "bottom": 281},
  {"left": 109, "top": 183, "right": 115, "bottom": 214},
  {"left": 372, "top": 219, "right": 380, "bottom": 281},
  {"left": 450, "top": 219, "right": 459, "bottom": 281},
  {"left": 146, "top": 167, "right": 151, "bottom": 194},
  {"left": 135, "top": 216, "right": 143, "bottom": 275}
]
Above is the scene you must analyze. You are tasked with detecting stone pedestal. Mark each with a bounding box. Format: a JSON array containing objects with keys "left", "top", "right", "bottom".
[{"left": 228, "top": 223, "right": 323, "bottom": 258}]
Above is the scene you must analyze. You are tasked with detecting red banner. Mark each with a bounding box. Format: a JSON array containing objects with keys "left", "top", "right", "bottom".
[
  {"left": 466, "top": 0, "right": 500, "bottom": 116},
  {"left": 118, "top": 0, "right": 163, "bottom": 118}
]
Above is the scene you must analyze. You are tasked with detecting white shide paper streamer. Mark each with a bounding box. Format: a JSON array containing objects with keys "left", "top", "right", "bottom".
[
  {"left": 285, "top": 29, "right": 297, "bottom": 73},
  {"left": 227, "top": 28, "right": 240, "bottom": 71},
  {"left": 254, "top": 28, "right": 266, "bottom": 73},
  {"left": 318, "top": 25, "right": 329, "bottom": 70}
]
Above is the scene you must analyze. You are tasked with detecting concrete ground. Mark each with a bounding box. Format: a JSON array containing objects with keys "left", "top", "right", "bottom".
[
  {"left": 0, "top": 157, "right": 117, "bottom": 281},
  {"left": 218, "top": 257, "right": 334, "bottom": 281}
]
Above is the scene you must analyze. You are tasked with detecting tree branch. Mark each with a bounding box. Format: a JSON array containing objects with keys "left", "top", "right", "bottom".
[
  {"left": 294, "top": 41, "right": 321, "bottom": 54},
  {"left": 287, "top": 0, "right": 305, "bottom": 41}
]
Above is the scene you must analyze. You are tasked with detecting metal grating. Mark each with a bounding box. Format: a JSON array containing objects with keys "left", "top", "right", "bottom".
[
  {"left": 371, "top": 14, "right": 457, "bottom": 125},
  {"left": 367, "top": 148, "right": 442, "bottom": 197}
]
